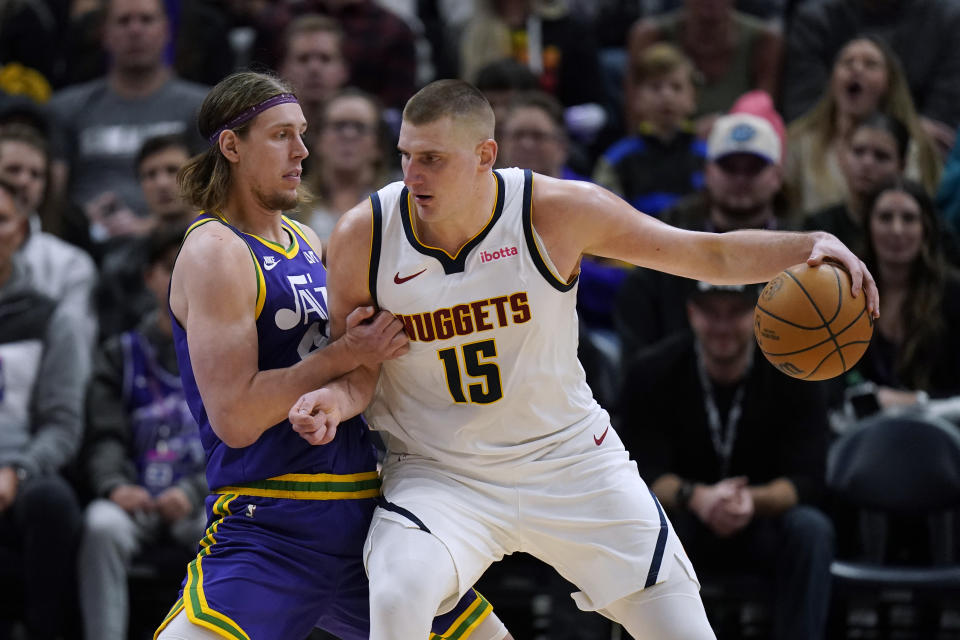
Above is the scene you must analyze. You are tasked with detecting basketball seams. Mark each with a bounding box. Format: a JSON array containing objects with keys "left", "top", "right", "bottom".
[
  {"left": 755, "top": 263, "right": 873, "bottom": 381},
  {"left": 758, "top": 303, "right": 871, "bottom": 357},
  {"left": 754, "top": 305, "right": 829, "bottom": 330},
  {"left": 823, "top": 264, "right": 844, "bottom": 322},
  {"left": 805, "top": 350, "right": 840, "bottom": 379},
  {"left": 781, "top": 266, "right": 848, "bottom": 376},
  {"left": 804, "top": 339, "right": 872, "bottom": 378},
  {"left": 758, "top": 335, "right": 835, "bottom": 357},
  {"left": 755, "top": 266, "right": 841, "bottom": 329},
  {"left": 832, "top": 304, "right": 870, "bottom": 339}
]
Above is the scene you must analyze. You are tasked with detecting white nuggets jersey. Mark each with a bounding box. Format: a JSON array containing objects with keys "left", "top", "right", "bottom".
[{"left": 365, "top": 168, "right": 606, "bottom": 471}]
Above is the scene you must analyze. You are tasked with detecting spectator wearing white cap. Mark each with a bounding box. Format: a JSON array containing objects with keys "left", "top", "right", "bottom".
[{"left": 614, "top": 97, "right": 800, "bottom": 359}]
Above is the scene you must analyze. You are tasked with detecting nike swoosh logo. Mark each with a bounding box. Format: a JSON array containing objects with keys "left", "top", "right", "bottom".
[
  {"left": 593, "top": 426, "right": 610, "bottom": 446},
  {"left": 263, "top": 259, "right": 279, "bottom": 271},
  {"left": 394, "top": 268, "right": 427, "bottom": 284}
]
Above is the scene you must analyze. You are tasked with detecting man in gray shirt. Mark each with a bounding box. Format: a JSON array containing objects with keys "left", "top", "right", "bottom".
[
  {"left": 0, "top": 179, "right": 87, "bottom": 640},
  {"left": 49, "top": 0, "right": 207, "bottom": 242}
]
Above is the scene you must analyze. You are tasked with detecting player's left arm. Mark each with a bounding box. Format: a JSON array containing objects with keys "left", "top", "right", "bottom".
[
  {"left": 290, "top": 200, "right": 399, "bottom": 445},
  {"left": 530, "top": 174, "right": 879, "bottom": 317}
]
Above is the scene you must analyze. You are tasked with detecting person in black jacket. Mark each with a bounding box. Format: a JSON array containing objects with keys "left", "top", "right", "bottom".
[
  {"left": 618, "top": 281, "right": 834, "bottom": 640},
  {"left": 846, "top": 178, "right": 960, "bottom": 409},
  {"left": 78, "top": 224, "right": 206, "bottom": 640}
]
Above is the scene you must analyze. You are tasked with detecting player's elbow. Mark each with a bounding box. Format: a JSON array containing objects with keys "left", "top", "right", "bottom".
[{"left": 208, "top": 411, "right": 261, "bottom": 449}]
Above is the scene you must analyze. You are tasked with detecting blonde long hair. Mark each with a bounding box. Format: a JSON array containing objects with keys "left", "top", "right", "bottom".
[
  {"left": 178, "top": 72, "right": 308, "bottom": 214},
  {"left": 787, "top": 36, "right": 940, "bottom": 196}
]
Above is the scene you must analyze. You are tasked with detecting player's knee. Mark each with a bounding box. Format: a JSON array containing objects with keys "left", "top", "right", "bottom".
[
  {"left": 368, "top": 553, "right": 443, "bottom": 614},
  {"left": 367, "top": 553, "right": 446, "bottom": 640},
  {"left": 608, "top": 588, "right": 716, "bottom": 640},
  {"left": 366, "top": 521, "right": 457, "bottom": 622}
]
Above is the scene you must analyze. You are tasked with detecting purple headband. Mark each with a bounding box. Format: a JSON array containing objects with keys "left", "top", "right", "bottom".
[{"left": 208, "top": 93, "right": 299, "bottom": 145}]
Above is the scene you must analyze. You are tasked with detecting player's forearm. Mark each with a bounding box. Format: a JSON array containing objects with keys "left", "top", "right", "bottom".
[
  {"left": 324, "top": 365, "right": 381, "bottom": 421},
  {"left": 705, "top": 230, "right": 822, "bottom": 284},
  {"left": 207, "top": 339, "right": 362, "bottom": 447}
]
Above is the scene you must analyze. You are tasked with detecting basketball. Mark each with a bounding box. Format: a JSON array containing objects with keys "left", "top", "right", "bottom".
[{"left": 754, "top": 263, "right": 873, "bottom": 381}]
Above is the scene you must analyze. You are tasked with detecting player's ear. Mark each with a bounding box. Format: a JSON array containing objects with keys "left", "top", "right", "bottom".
[
  {"left": 219, "top": 131, "right": 241, "bottom": 164},
  {"left": 478, "top": 138, "right": 497, "bottom": 172}
]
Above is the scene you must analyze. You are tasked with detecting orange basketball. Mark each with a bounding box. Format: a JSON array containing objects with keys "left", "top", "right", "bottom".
[{"left": 754, "top": 263, "right": 874, "bottom": 381}]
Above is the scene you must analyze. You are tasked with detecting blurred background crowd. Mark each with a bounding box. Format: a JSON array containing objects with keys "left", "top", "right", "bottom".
[{"left": 0, "top": 0, "right": 959, "bottom": 639}]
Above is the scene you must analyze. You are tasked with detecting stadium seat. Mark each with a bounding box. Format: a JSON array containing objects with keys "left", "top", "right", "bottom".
[{"left": 827, "top": 411, "right": 960, "bottom": 637}]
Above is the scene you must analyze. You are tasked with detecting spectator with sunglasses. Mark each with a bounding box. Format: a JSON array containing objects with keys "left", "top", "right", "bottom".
[{"left": 300, "top": 88, "right": 397, "bottom": 246}]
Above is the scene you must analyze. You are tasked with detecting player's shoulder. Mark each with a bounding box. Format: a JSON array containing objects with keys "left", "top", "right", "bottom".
[
  {"left": 333, "top": 197, "right": 376, "bottom": 241},
  {"left": 530, "top": 172, "right": 608, "bottom": 214},
  {"left": 177, "top": 217, "right": 248, "bottom": 272},
  {"left": 369, "top": 177, "right": 406, "bottom": 207}
]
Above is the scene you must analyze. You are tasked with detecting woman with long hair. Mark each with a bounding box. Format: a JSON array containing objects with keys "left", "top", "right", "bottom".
[
  {"left": 786, "top": 36, "right": 941, "bottom": 214},
  {"left": 804, "top": 111, "right": 908, "bottom": 257},
  {"left": 855, "top": 178, "right": 960, "bottom": 407}
]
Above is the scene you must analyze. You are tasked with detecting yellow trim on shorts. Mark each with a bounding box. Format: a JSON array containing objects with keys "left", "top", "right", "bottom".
[
  {"left": 153, "top": 597, "right": 185, "bottom": 639},
  {"left": 182, "top": 494, "right": 253, "bottom": 640},
  {"left": 430, "top": 590, "right": 493, "bottom": 640},
  {"left": 213, "top": 470, "right": 381, "bottom": 500}
]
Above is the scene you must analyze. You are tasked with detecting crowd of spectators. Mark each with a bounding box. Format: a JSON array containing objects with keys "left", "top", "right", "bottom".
[{"left": 1, "top": 0, "right": 959, "bottom": 639}]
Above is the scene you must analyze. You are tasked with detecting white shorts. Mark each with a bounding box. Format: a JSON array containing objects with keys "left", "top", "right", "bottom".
[{"left": 364, "top": 424, "right": 699, "bottom": 612}]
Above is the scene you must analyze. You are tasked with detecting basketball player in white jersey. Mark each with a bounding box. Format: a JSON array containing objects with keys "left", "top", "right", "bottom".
[{"left": 289, "top": 80, "right": 879, "bottom": 639}]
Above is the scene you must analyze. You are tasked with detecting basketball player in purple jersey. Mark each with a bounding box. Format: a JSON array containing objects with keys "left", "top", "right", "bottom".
[{"left": 154, "top": 72, "right": 511, "bottom": 640}]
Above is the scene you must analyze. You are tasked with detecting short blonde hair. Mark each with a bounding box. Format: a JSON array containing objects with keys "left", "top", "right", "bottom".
[{"left": 403, "top": 79, "right": 495, "bottom": 140}]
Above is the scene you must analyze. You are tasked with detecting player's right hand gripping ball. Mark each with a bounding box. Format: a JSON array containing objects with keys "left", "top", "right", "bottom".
[{"left": 754, "top": 263, "right": 873, "bottom": 381}]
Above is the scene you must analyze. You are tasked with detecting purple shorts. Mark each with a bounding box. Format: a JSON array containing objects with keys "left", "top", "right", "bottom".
[{"left": 154, "top": 490, "right": 492, "bottom": 640}]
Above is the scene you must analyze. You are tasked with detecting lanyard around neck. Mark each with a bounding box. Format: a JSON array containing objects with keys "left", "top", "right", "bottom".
[{"left": 695, "top": 342, "right": 751, "bottom": 478}]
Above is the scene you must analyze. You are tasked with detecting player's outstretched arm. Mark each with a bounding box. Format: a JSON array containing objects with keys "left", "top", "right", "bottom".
[
  {"left": 530, "top": 174, "right": 879, "bottom": 317},
  {"left": 170, "top": 223, "right": 404, "bottom": 448}
]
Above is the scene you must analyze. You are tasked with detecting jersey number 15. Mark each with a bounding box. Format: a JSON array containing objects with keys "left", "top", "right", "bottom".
[{"left": 437, "top": 339, "right": 503, "bottom": 404}]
